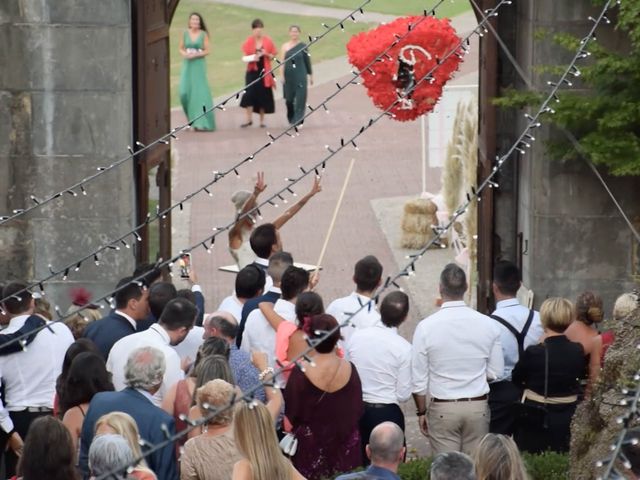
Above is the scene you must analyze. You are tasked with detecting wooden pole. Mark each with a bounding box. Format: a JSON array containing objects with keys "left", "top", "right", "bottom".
[{"left": 314, "top": 157, "right": 357, "bottom": 274}]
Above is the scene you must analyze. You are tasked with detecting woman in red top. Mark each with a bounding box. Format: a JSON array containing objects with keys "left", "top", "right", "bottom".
[{"left": 240, "top": 19, "right": 277, "bottom": 128}]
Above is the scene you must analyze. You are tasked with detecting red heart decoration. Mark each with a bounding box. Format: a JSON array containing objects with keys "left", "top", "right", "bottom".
[{"left": 347, "top": 16, "right": 463, "bottom": 122}]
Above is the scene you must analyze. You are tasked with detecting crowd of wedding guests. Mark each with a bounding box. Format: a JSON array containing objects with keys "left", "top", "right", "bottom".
[{"left": 0, "top": 177, "right": 637, "bottom": 480}]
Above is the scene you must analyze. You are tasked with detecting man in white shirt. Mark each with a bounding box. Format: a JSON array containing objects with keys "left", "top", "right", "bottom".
[
  {"left": 107, "top": 297, "right": 196, "bottom": 406},
  {"left": 241, "top": 266, "right": 309, "bottom": 370},
  {"left": 249, "top": 223, "right": 283, "bottom": 292},
  {"left": 412, "top": 264, "right": 503, "bottom": 455},
  {"left": 348, "top": 291, "right": 412, "bottom": 464},
  {"left": 326, "top": 255, "right": 383, "bottom": 348},
  {"left": 488, "top": 261, "right": 544, "bottom": 435},
  {"left": 0, "top": 282, "right": 74, "bottom": 476},
  {"left": 217, "top": 264, "right": 265, "bottom": 322}
]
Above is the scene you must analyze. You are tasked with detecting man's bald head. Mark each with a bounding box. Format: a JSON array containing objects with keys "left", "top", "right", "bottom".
[
  {"left": 203, "top": 311, "right": 238, "bottom": 341},
  {"left": 367, "top": 422, "right": 405, "bottom": 465}
]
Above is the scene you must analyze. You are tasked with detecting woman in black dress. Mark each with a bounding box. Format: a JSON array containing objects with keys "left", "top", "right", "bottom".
[
  {"left": 512, "top": 297, "right": 585, "bottom": 453},
  {"left": 240, "top": 19, "right": 277, "bottom": 128}
]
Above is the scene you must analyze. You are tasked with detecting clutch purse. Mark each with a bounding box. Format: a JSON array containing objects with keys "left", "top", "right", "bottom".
[{"left": 279, "top": 432, "right": 298, "bottom": 457}]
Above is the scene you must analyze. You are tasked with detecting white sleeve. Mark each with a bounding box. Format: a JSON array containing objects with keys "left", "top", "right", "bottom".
[
  {"left": 487, "top": 334, "right": 504, "bottom": 381},
  {"left": 0, "top": 377, "right": 13, "bottom": 434},
  {"left": 396, "top": 345, "right": 413, "bottom": 403},
  {"left": 411, "top": 324, "right": 429, "bottom": 395},
  {"left": 240, "top": 314, "right": 255, "bottom": 353},
  {"left": 164, "top": 351, "right": 185, "bottom": 389}
]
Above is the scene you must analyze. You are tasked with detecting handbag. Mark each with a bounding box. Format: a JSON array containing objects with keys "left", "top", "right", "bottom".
[
  {"left": 279, "top": 432, "right": 298, "bottom": 457},
  {"left": 516, "top": 344, "right": 549, "bottom": 430}
]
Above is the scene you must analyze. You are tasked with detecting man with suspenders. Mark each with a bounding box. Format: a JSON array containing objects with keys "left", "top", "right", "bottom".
[{"left": 488, "top": 261, "right": 544, "bottom": 435}]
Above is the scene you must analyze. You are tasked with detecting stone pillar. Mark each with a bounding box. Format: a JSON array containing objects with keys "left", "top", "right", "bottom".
[
  {"left": 0, "top": 0, "right": 135, "bottom": 311},
  {"left": 493, "top": 0, "right": 640, "bottom": 309}
]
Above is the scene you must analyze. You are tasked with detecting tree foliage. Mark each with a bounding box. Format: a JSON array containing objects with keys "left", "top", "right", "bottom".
[{"left": 494, "top": 2, "right": 640, "bottom": 175}]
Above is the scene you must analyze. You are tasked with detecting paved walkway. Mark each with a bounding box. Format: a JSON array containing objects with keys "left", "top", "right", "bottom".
[{"left": 171, "top": 4, "right": 479, "bottom": 460}]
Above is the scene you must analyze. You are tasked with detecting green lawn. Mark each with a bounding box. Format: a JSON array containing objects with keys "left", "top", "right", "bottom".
[
  {"left": 170, "top": 2, "right": 375, "bottom": 106},
  {"left": 286, "top": 0, "right": 472, "bottom": 17}
]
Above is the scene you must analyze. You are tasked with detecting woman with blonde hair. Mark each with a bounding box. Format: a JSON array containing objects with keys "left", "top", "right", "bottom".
[
  {"left": 232, "top": 401, "right": 304, "bottom": 480},
  {"left": 473, "top": 433, "right": 529, "bottom": 480},
  {"left": 512, "top": 297, "right": 585, "bottom": 453},
  {"left": 95, "top": 412, "right": 156, "bottom": 478}
]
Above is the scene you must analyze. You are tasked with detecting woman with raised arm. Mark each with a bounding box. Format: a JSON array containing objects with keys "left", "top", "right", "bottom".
[
  {"left": 179, "top": 12, "right": 215, "bottom": 131},
  {"left": 228, "top": 172, "right": 322, "bottom": 268}
]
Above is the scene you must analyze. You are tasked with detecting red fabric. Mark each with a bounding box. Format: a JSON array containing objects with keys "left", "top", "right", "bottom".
[
  {"left": 600, "top": 330, "right": 615, "bottom": 365},
  {"left": 347, "top": 16, "right": 463, "bottom": 122},
  {"left": 242, "top": 35, "right": 277, "bottom": 88}
]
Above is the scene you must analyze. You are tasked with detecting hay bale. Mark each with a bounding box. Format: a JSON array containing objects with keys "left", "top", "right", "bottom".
[{"left": 400, "top": 197, "right": 439, "bottom": 249}]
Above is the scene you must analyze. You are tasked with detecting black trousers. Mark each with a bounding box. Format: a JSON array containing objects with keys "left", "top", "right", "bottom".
[
  {"left": 5, "top": 410, "right": 51, "bottom": 476},
  {"left": 359, "top": 402, "right": 405, "bottom": 466},
  {"left": 488, "top": 381, "right": 522, "bottom": 436}
]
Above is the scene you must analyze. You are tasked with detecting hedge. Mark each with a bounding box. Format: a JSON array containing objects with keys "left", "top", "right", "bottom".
[{"left": 331, "top": 452, "right": 569, "bottom": 479}]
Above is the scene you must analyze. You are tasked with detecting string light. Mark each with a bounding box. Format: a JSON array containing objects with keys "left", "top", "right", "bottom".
[
  {"left": 0, "top": 0, "right": 375, "bottom": 227},
  {"left": 0, "top": 0, "right": 461, "bottom": 307}
]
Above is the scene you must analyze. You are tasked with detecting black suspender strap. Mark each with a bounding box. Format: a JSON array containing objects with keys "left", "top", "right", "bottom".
[{"left": 490, "top": 308, "right": 535, "bottom": 358}]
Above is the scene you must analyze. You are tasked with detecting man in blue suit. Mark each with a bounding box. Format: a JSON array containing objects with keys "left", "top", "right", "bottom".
[
  {"left": 335, "top": 422, "right": 405, "bottom": 480},
  {"left": 79, "top": 346, "right": 177, "bottom": 480},
  {"left": 83, "top": 277, "right": 150, "bottom": 359}
]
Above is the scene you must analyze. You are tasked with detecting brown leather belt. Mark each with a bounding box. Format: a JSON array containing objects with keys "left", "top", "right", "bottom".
[{"left": 432, "top": 394, "right": 488, "bottom": 403}]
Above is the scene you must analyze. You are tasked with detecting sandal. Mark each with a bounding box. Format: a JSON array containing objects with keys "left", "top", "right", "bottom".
[{"left": 240, "top": 121, "right": 253, "bottom": 128}]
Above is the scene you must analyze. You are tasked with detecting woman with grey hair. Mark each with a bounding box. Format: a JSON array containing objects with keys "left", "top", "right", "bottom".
[{"left": 89, "top": 433, "right": 157, "bottom": 480}]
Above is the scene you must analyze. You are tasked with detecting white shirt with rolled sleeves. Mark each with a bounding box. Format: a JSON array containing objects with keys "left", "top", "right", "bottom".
[
  {"left": 326, "top": 292, "right": 381, "bottom": 350},
  {"left": 411, "top": 301, "right": 503, "bottom": 400},
  {"left": 0, "top": 316, "right": 74, "bottom": 411},
  {"left": 240, "top": 298, "right": 296, "bottom": 369},
  {"left": 491, "top": 298, "right": 544, "bottom": 382},
  {"left": 347, "top": 324, "right": 412, "bottom": 404},
  {"left": 107, "top": 323, "right": 184, "bottom": 407}
]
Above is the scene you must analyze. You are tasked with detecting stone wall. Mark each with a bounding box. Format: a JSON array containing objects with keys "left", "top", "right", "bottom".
[
  {"left": 0, "top": 0, "right": 135, "bottom": 310},
  {"left": 493, "top": 0, "right": 640, "bottom": 310}
]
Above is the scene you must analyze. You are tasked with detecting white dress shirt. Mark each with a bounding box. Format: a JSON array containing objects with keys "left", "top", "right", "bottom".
[
  {"left": 107, "top": 323, "right": 184, "bottom": 406},
  {"left": 116, "top": 309, "right": 137, "bottom": 330},
  {"left": 411, "top": 301, "right": 504, "bottom": 400},
  {"left": 326, "top": 292, "right": 381, "bottom": 348},
  {"left": 0, "top": 315, "right": 74, "bottom": 411},
  {"left": 347, "top": 324, "right": 412, "bottom": 404},
  {"left": 491, "top": 298, "right": 544, "bottom": 381},
  {"left": 172, "top": 326, "right": 204, "bottom": 364},
  {"left": 240, "top": 298, "right": 296, "bottom": 368},
  {"left": 217, "top": 295, "right": 244, "bottom": 322}
]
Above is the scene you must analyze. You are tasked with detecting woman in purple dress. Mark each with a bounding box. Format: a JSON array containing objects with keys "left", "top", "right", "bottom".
[{"left": 283, "top": 314, "right": 364, "bottom": 480}]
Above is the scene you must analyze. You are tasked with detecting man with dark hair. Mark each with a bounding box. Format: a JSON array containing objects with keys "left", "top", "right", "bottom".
[
  {"left": 249, "top": 223, "right": 281, "bottom": 262},
  {"left": 348, "top": 291, "right": 412, "bottom": 463},
  {"left": 148, "top": 282, "right": 178, "bottom": 320},
  {"left": 218, "top": 264, "right": 265, "bottom": 322},
  {"left": 236, "top": 251, "right": 293, "bottom": 347},
  {"left": 412, "top": 263, "right": 503, "bottom": 455},
  {"left": 336, "top": 422, "right": 405, "bottom": 479},
  {"left": 107, "top": 298, "right": 196, "bottom": 406},
  {"left": 83, "top": 277, "right": 150, "bottom": 359},
  {"left": 132, "top": 262, "right": 163, "bottom": 286},
  {"left": 171, "top": 288, "right": 206, "bottom": 367},
  {"left": 327, "top": 255, "right": 383, "bottom": 347},
  {"left": 241, "top": 266, "right": 309, "bottom": 373},
  {"left": 203, "top": 312, "right": 265, "bottom": 402},
  {"left": 488, "top": 261, "right": 543, "bottom": 435},
  {"left": 0, "top": 283, "right": 74, "bottom": 476}
]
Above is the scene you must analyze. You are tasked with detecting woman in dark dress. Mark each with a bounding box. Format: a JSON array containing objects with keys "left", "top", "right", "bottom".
[
  {"left": 240, "top": 19, "right": 277, "bottom": 128},
  {"left": 512, "top": 297, "right": 586, "bottom": 453},
  {"left": 280, "top": 25, "right": 313, "bottom": 127},
  {"left": 283, "top": 314, "right": 363, "bottom": 480}
]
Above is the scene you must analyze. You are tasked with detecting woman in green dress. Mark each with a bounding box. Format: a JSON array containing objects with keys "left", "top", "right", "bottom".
[
  {"left": 179, "top": 13, "right": 215, "bottom": 131},
  {"left": 280, "top": 25, "right": 313, "bottom": 127}
]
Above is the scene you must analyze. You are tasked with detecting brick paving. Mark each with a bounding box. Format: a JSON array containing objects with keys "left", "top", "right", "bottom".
[{"left": 171, "top": 14, "right": 479, "bottom": 459}]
